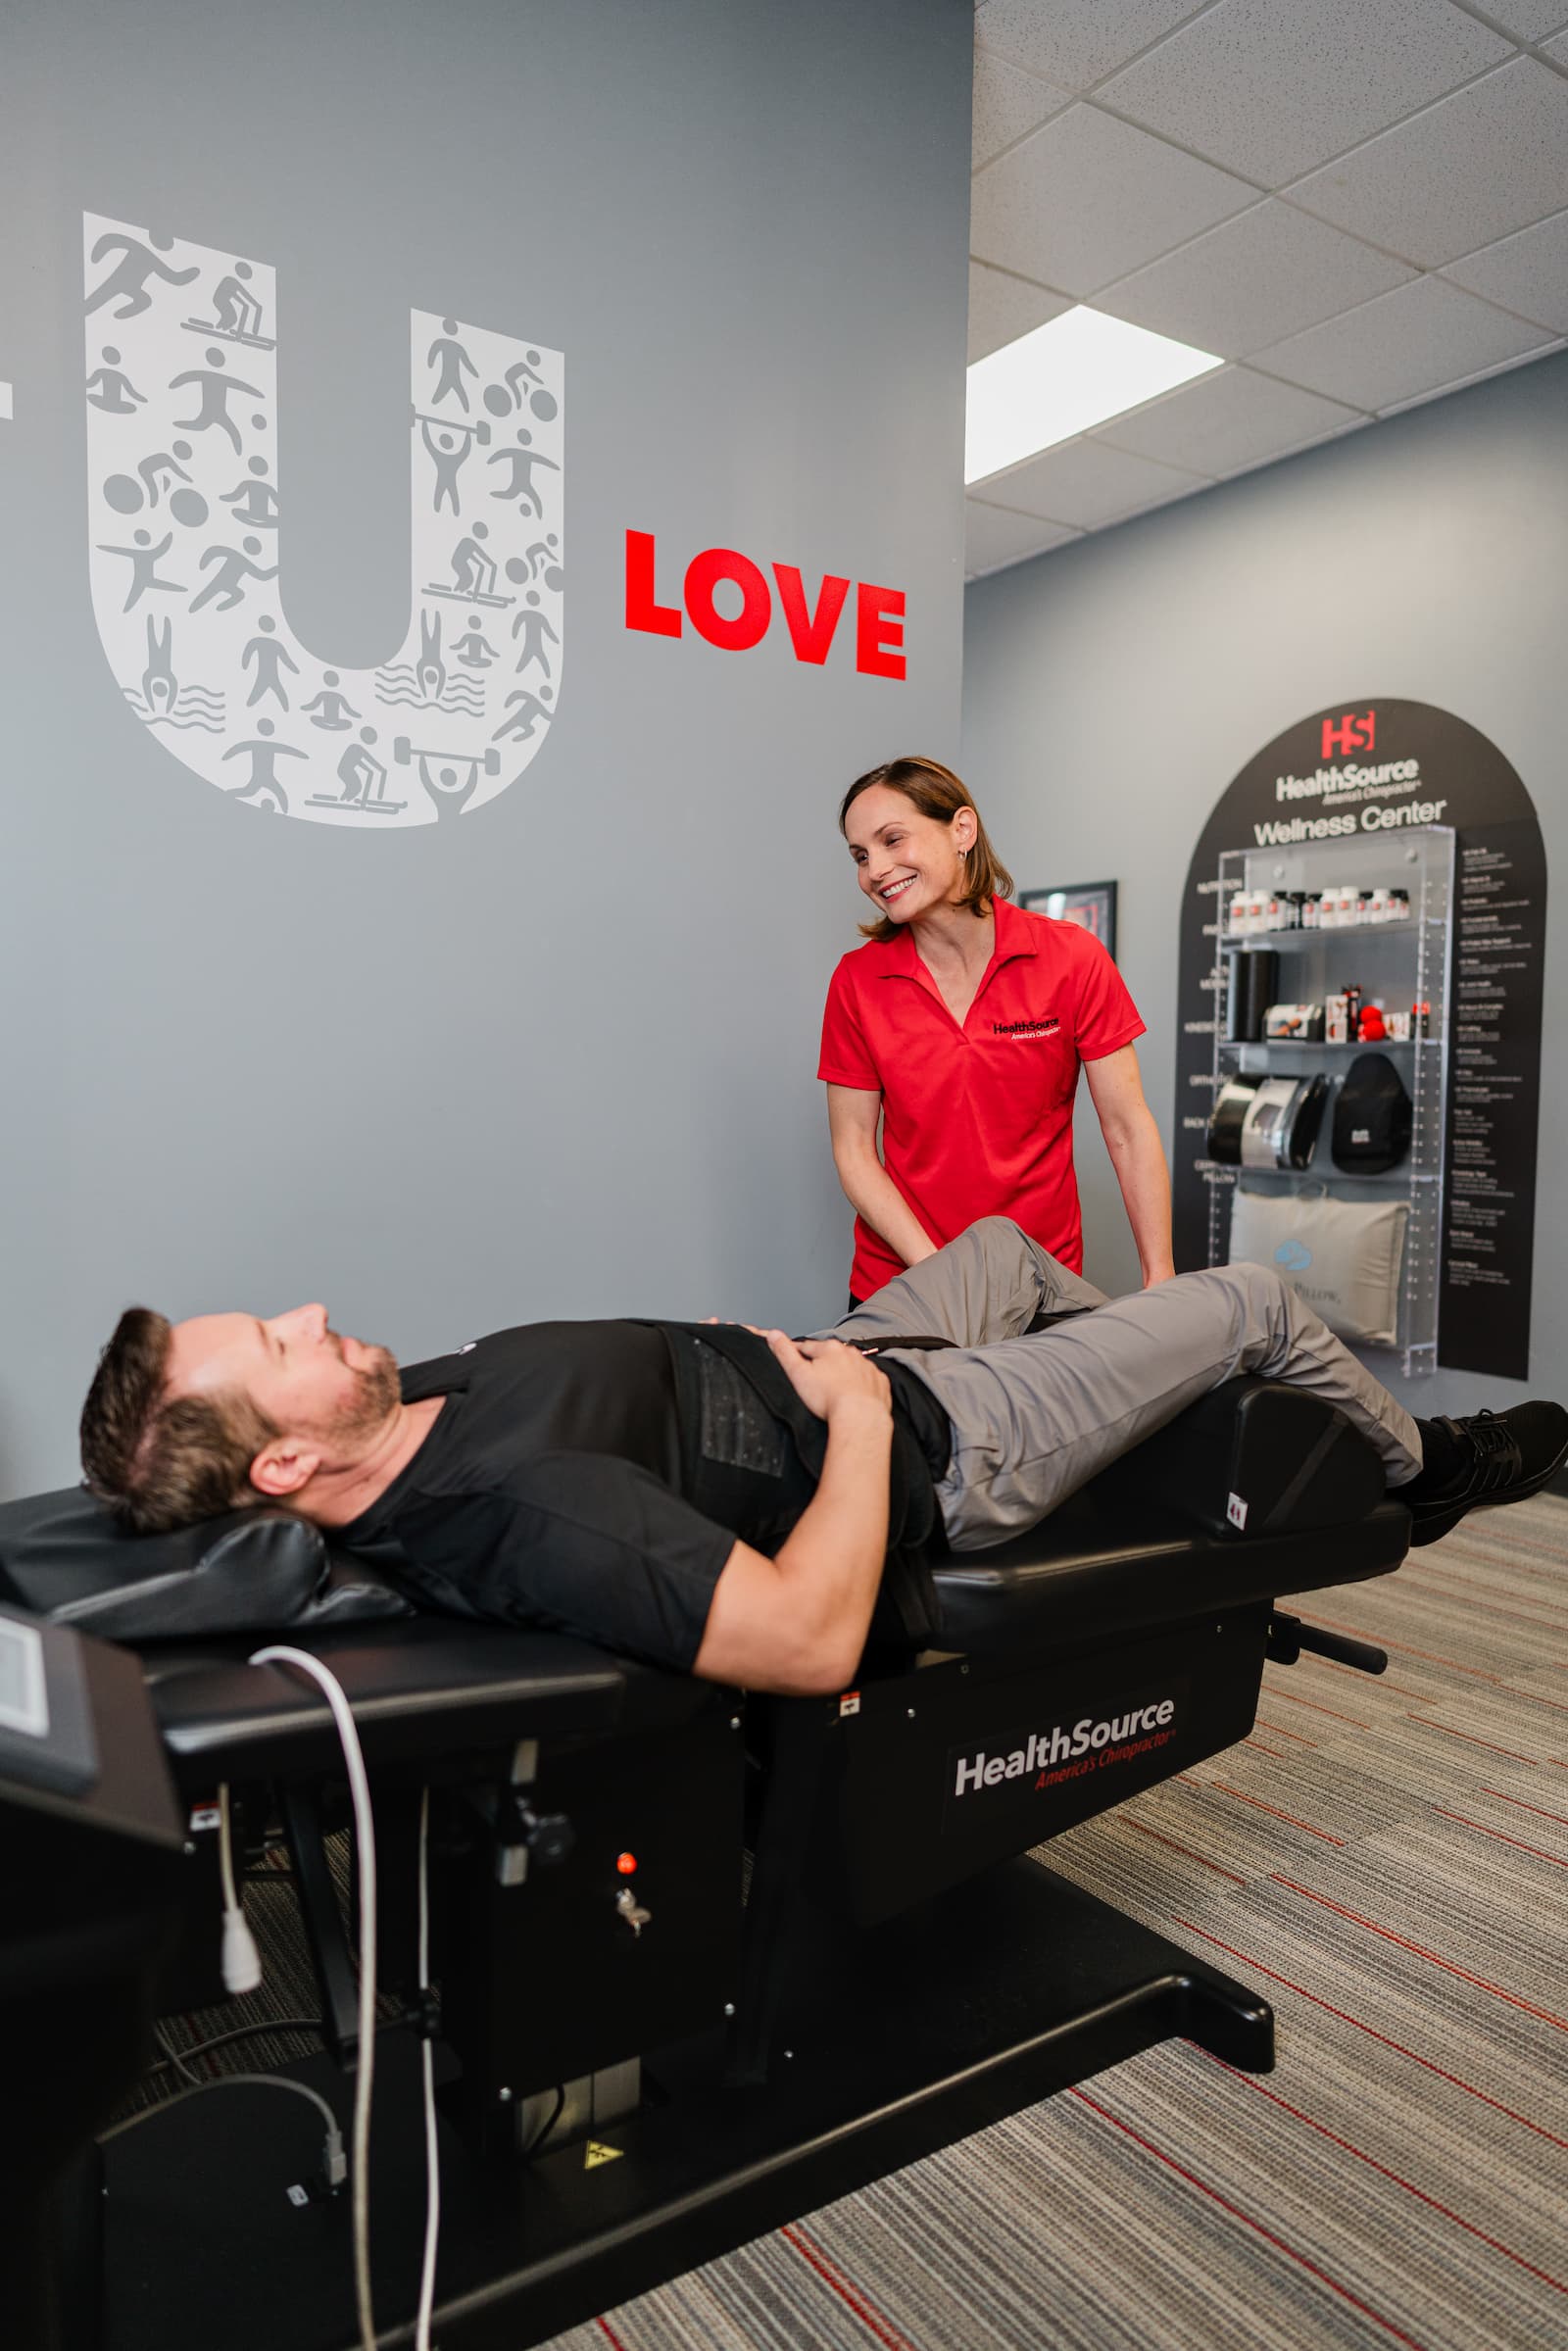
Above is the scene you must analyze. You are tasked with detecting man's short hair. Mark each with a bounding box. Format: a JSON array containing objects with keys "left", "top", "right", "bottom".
[{"left": 80, "top": 1306, "right": 280, "bottom": 1535}]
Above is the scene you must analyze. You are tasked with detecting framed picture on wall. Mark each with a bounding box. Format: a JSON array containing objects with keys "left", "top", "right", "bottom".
[{"left": 1019, "top": 880, "right": 1118, "bottom": 958}]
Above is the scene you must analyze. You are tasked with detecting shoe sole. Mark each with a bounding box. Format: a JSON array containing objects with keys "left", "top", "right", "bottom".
[{"left": 1406, "top": 1429, "right": 1568, "bottom": 1546}]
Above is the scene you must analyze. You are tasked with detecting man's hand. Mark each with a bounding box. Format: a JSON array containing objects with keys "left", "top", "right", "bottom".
[{"left": 757, "top": 1330, "right": 893, "bottom": 1425}]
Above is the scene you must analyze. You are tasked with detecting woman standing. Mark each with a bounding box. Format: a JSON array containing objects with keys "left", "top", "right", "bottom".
[{"left": 818, "top": 757, "right": 1174, "bottom": 1305}]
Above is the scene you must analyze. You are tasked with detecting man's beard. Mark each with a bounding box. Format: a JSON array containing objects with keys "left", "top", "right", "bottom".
[{"left": 324, "top": 1345, "right": 402, "bottom": 1444}]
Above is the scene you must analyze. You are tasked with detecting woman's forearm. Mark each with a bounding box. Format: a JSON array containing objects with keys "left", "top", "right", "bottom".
[
  {"left": 1102, "top": 1108, "right": 1175, "bottom": 1283},
  {"left": 833, "top": 1142, "right": 938, "bottom": 1271}
]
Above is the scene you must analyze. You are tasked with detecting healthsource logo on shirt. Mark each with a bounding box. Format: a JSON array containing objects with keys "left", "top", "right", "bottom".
[
  {"left": 952, "top": 1694, "right": 1178, "bottom": 1798},
  {"left": 992, "top": 1014, "right": 1060, "bottom": 1040}
]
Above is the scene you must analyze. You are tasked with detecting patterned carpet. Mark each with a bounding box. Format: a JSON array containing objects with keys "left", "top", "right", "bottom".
[{"left": 544, "top": 1496, "right": 1568, "bottom": 2351}]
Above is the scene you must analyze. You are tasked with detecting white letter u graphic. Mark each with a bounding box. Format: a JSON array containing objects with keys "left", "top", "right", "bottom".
[{"left": 84, "top": 212, "right": 564, "bottom": 828}]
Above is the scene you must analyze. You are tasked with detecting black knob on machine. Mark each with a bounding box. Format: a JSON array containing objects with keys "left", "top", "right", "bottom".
[{"left": 506, "top": 1795, "right": 575, "bottom": 1866}]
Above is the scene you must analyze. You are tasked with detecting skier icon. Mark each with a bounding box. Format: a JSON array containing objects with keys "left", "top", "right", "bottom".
[
  {"left": 487, "top": 429, "right": 559, "bottom": 517},
  {"left": 302, "top": 670, "right": 360, "bottom": 730},
  {"left": 307, "top": 726, "right": 407, "bottom": 815},
  {"left": 427, "top": 320, "right": 477, "bottom": 412},
  {"left": 142, "top": 616, "right": 177, "bottom": 714},
  {"left": 511, "top": 592, "right": 560, "bottom": 680},
  {"left": 491, "top": 685, "right": 554, "bottom": 744},
  {"left": 181, "top": 260, "right": 276, "bottom": 351},
  {"left": 242, "top": 614, "right": 299, "bottom": 710},
  {"left": 419, "top": 418, "right": 472, "bottom": 517},
  {"left": 220, "top": 717, "right": 304, "bottom": 812},
  {"left": 214, "top": 262, "right": 265, "bottom": 339},
  {"left": 336, "top": 728, "right": 386, "bottom": 806},
  {"left": 452, "top": 618, "right": 497, "bottom": 668},
  {"left": 138, "top": 444, "right": 195, "bottom": 507},
  {"left": 85, "top": 230, "right": 198, "bottom": 320},
  {"left": 85, "top": 347, "right": 144, "bottom": 414},
  {"left": 97, "top": 527, "right": 185, "bottom": 612},
  {"left": 220, "top": 457, "right": 280, "bottom": 529},
  {"left": 170, "top": 349, "right": 264, "bottom": 455},
  {"left": 449, "top": 522, "right": 496, "bottom": 600},
  {"left": 189, "top": 535, "right": 278, "bottom": 613}
]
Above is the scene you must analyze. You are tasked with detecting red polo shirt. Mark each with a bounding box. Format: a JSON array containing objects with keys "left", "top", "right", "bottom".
[{"left": 817, "top": 898, "right": 1146, "bottom": 1299}]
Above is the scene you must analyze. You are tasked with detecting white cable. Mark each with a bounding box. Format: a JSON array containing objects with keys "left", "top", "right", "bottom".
[
  {"left": 102, "top": 2063, "right": 347, "bottom": 2186},
  {"left": 218, "top": 1782, "right": 263, "bottom": 1995},
  {"left": 415, "top": 1786, "right": 441, "bottom": 2351},
  {"left": 250, "top": 1646, "right": 378, "bottom": 2351}
]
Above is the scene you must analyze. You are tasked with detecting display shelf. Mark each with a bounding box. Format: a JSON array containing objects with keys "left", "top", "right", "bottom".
[
  {"left": 1207, "top": 827, "right": 1454, "bottom": 1378},
  {"left": 1217, "top": 1038, "right": 1439, "bottom": 1052},
  {"left": 1223, "top": 916, "right": 1432, "bottom": 948}
]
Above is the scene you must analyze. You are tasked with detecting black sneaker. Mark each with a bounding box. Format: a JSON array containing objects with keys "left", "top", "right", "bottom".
[{"left": 1405, "top": 1402, "right": 1568, "bottom": 1545}]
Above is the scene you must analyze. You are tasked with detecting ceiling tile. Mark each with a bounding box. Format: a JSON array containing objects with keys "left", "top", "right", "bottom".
[
  {"left": 1288, "top": 58, "right": 1568, "bottom": 268},
  {"left": 978, "top": 437, "right": 1208, "bottom": 527},
  {"left": 1094, "top": 364, "right": 1363, "bottom": 472},
  {"left": 1475, "top": 1, "right": 1568, "bottom": 38},
  {"left": 1092, "top": 201, "right": 1415, "bottom": 357},
  {"left": 1097, "top": 0, "right": 1510, "bottom": 187},
  {"left": 974, "top": 0, "right": 1208, "bottom": 96},
  {"left": 1376, "top": 338, "right": 1565, "bottom": 417},
  {"left": 967, "top": 262, "right": 1072, "bottom": 363},
  {"left": 963, "top": 503, "right": 1086, "bottom": 575},
  {"left": 972, "top": 51, "right": 1072, "bottom": 169},
  {"left": 971, "top": 104, "right": 1255, "bottom": 295},
  {"left": 1442, "top": 206, "right": 1568, "bottom": 332},
  {"left": 1250, "top": 273, "right": 1554, "bottom": 411},
  {"left": 964, "top": 501, "right": 1079, "bottom": 577}
]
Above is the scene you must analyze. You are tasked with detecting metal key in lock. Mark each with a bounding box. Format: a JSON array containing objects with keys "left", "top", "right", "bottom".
[{"left": 614, "top": 1885, "right": 652, "bottom": 1937}]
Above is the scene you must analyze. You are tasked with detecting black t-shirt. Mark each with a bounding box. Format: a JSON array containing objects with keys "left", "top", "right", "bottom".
[{"left": 342, "top": 1321, "right": 944, "bottom": 1673}]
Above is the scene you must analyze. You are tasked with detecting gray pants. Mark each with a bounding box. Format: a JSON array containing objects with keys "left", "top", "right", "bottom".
[{"left": 818, "top": 1218, "right": 1422, "bottom": 1552}]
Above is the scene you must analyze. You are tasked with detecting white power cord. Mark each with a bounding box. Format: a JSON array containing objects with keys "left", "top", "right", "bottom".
[
  {"left": 415, "top": 1785, "right": 441, "bottom": 2351},
  {"left": 250, "top": 1646, "right": 378, "bottom": 2351},
  {"left": 217, "top": 1782, "right": 264, "bottom": 1995},
  {"left": 104, "top": 2046, "right": 348, "bottom": 2191}
]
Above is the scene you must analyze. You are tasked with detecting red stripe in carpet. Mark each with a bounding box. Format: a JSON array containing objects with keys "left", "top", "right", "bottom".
[
  {"left": 1176, "top": 1919, "right": 1568, "bottom": 2152},
  {"left": 1206, "top": 1782, "right": 1346, "bottom": 1843},
  {"left": 1482, "top": 1786, "right": 1568, "bottom": 1828},
  {"left": 1433, "top": 1809, "right": 1568, "bottom": 1867},
  {"left": 1272, "top": 1880, "right": 1568, "bottom": 2031},
  {"left": 782, "top": 2224, "right": 924, "bottom": 2351},
  {"left": 1069, "top": 2088, "right": 1431, "bottom": 2351},
  {"left": 1207, "top": 2059, "right": 1568, "bottom": 2294},
  {"left": 1122, "top": 1817, "right": 1249, "bottom": 1885},
  {"left": 1258, "top": 1689, "right": 1370, "bottom": 1728},
  {"left": 1405, "top": 1717, "right": 1540, "bottom": 1763}
]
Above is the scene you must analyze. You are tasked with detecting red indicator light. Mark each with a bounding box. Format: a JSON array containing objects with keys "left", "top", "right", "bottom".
[{"left": 615, "top": 1851, "right": 638, "bottom": 1876}]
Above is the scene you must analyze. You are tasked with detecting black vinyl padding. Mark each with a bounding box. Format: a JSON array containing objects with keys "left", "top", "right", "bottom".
[
  {"left": 0, "top": 1487, "right": 410, "bottom": 1639},
  {"left": 0, "top": 1378, "right": 1408, "bottom": 1726},
  {"left": 143, "top": 1622, "right": 629, "bottom": 1775},
  {"left": 930, "top": 1495, "right": 1410, "bottom": 1657}
]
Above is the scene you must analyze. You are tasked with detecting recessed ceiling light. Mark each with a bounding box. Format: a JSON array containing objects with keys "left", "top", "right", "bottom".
[{"left": 965, "top": 307, "right": 1221, "bottom": 487}]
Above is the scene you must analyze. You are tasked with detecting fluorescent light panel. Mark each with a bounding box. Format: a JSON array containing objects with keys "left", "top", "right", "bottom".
[{"left": 965, "top": 307, "right": 1221, "bottom": 487}]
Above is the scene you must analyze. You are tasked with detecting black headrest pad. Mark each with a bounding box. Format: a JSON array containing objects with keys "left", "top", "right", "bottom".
[{"left": 0, "top": 1487, "right": 413, "bottom": 1641}]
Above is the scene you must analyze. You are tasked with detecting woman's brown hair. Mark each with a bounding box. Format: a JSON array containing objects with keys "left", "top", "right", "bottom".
[{"left": 840, "top": 757, "right": 1014, "bottom": 943}]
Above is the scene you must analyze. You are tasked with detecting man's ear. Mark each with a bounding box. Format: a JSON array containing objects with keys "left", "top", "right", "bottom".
[{"left": 250, "top": 1440, "right": 320, "bottom": 1502}]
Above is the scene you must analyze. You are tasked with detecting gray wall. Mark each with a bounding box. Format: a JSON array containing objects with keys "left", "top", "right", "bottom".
[
  {"left": 0, "top": 0, "right": 972, "bottom": 1493},
  {"left": 963, "top": 351, "right": 1567, "bottom": 1417}
]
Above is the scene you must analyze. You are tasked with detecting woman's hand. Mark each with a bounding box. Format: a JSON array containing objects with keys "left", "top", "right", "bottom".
[{"left": 757, "top": 1330, "right": 893, "bottom": 1425}]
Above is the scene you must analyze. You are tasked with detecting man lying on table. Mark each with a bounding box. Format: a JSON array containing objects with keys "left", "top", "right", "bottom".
[{"left": 79, "top": 1220, "right": 1567, "bottom": 1694}]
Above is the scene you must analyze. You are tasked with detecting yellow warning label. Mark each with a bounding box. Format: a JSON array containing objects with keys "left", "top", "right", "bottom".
[{"left": 584, "top": 2140, "right": 623, "bottom": 2171}]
